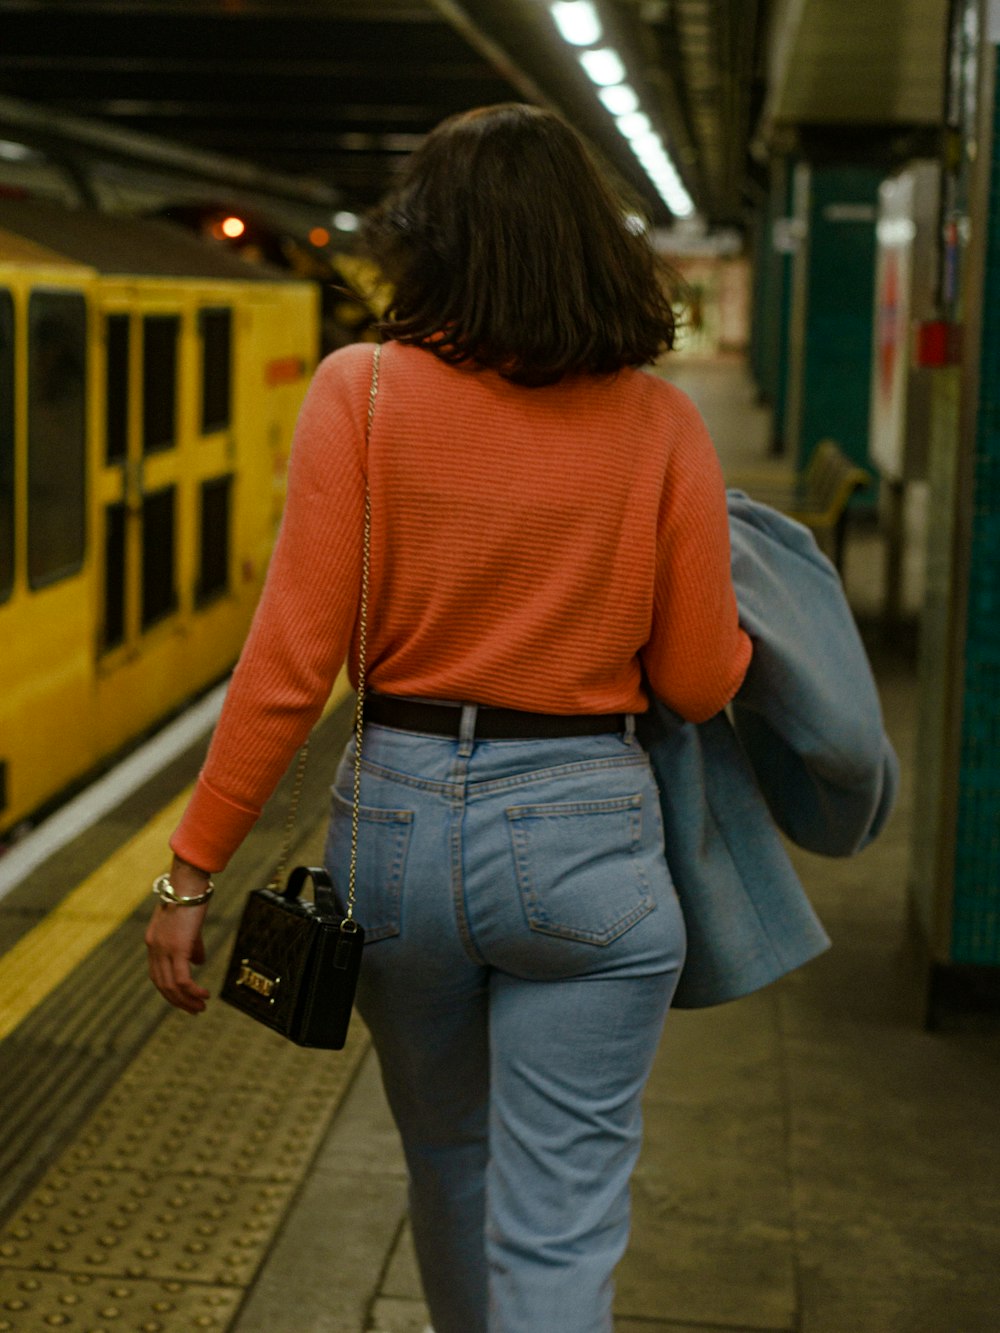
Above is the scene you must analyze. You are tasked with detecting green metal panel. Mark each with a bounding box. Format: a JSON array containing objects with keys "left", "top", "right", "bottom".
[
  {"left": 798, "top": 166, "right": 882, "bottom": 478},
  {"left": 749, "top": 209, "right": 770, "bottom": 390},
  {"left": 953, "top": 79, "right": 1000, "bottom": 965},
  {"left": 749, "top": 161, "right": 794, "bottom": 452},
  {"left": 909, "top": 365, "right": 963, "bottom": 955}
]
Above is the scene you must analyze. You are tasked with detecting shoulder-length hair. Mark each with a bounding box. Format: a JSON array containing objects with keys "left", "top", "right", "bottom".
[{"left": 362, "top": 103, "right": 682, "bottom": 386}]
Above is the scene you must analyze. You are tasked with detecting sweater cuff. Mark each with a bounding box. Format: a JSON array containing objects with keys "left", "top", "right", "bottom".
[{"left": 169, "top": 775, "right": 262, "bottom": 873}]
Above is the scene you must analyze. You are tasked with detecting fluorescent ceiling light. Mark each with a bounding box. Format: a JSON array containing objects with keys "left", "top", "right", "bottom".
[
  {"left": 579, "top": 47, "right": 626, "bottom": 86},
  {"left": 616, "top": 111, "right": 652, "bottom": 141},
  {"left": 0, "top": 139, "right": 36, "bottom": 162},
  {"left": 551, "top": 1, "right": 602, "bottom": 46},
  {"left": 621, "top": 129, "right": 695, "bottom": 217},
  {"left": 598, "top": 83, "right": 639, "bottom": 115},
  {"left": 645, "top": 154, "right": 676, "bottom": 178},
  {"left": 654, "top": 178, "right": 695, "bottom": 216},
  {"left": 631, "top": 131, "right": 665, "bottom": 159},
  {"left": 553, "top": 16, "right": 696, "bottom": 218},
  {"left": 661, "top": 193, "right": 693, "bottom": 215}
]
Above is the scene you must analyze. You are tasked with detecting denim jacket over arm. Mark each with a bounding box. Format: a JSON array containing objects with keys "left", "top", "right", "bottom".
[{"left": 641, "top": 492, "right": 899, "bottom": 1008}]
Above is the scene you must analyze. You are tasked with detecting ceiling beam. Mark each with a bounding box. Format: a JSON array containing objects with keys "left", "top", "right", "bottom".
[
  {"left": 423, "top": 0, "right": 558, "bottom": 110},
  {"left": 0, "top": 93, "right": 340, "bottom": 205}
]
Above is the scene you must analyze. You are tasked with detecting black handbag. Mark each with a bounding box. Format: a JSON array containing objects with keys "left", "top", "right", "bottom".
[
  {"left": 221, "top": 346, "right": 381, "bottom": 1050},
  {"left": 220, "top": 867, "right": 364, "bottom": 1049}
]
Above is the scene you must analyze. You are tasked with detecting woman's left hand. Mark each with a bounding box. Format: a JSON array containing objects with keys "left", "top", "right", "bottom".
[{"left": 145, "top": 859, "right": 213, "bottom": 1014}]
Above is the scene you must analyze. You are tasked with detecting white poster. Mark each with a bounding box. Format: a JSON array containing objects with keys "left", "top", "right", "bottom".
[{"left": 869, "top": 174, "right": 914, "bottom": 480}]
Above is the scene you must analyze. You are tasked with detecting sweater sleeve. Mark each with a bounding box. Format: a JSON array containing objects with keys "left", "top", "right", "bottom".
[
  {"left": 169, "top": 345, "right": 373, "bottom": 871},
  {"left": 641, "top": 391, "right": 752, "bottom": 723}
]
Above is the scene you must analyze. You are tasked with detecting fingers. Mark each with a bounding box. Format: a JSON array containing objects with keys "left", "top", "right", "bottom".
[
  {"left": 148, "top": 950, "right": 208, "bottom": 1014},
  {"left": 172, "top": 950, "right": 211, "bottom": 1008},
  {"left": 158, "top": 953, "right": 209, "bottom": 1014},
  {"left": 145, "top": 905, "right": 211, "bottom": 1015}
]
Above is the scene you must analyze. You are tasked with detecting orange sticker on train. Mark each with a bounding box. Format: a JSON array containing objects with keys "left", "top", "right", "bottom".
[{"left": 265, "top": 357, "right": 306, "bottom": 385}]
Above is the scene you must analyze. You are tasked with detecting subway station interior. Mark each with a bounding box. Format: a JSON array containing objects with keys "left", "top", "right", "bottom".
[{"left": 1, "top": 1, "right": 1000, "bottom": 1329}]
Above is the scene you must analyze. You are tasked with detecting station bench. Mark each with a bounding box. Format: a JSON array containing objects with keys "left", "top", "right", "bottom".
[{"left": 727, "top": 438, "right": 873, "bottom": 571}]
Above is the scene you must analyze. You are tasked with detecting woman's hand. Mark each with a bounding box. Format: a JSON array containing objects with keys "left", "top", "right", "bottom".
[{"left": 145, "top": 858, "right": 213, "bottom": 1014}]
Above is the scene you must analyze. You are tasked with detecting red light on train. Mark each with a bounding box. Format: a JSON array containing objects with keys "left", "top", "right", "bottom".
[
  {"left": 209, "top": 214, "right": 247, "bottom": 241},
  {"left": 309, "top": 226, "right": 330, "bottom": 247}
]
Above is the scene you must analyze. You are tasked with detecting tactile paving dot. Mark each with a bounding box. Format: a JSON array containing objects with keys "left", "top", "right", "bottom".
[
  {"left": 0, "top": 1269, "right": 240, "bottom": 1330},
  {"left": 0, "top": 1171, "right": 291, "bottom": 1286},
  {"left": 0, "top": 983, "right": 370, "bottom": 1324},
  {"left": 63, "top": 1005, "right": 367, "bottom": 1180}
]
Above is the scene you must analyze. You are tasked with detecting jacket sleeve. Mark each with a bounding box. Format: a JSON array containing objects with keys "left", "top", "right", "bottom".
[
  {"left": 726, "top": 493, "right": 899, "bottom": 854},
  {"left": 641, "top": 392, "right": 752, "bottom": 722}
]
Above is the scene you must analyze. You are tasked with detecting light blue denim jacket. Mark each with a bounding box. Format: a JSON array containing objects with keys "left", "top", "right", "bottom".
[{"left": 641, "top": 492, "right": 899, "bottom": 1008}]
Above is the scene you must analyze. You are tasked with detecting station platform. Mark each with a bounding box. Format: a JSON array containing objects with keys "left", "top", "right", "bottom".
[{"left": 1, "top": 357, "right": 998, "bottom": 1332}]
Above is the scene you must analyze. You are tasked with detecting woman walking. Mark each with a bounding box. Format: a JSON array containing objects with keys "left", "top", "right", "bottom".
[{"left": 147, "top": 103, "right": 751, "bottom": 1333}]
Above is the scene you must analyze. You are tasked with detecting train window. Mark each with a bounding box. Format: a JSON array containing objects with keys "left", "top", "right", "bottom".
[
  {"left": 199, "top": 308, "right": 232, "bottom": 434},
  {"left": 141, "top": 485, "right": 177, "bottom": 628},
  {"left": 102, "top": 501, "right": 126, "bottom": 651},
  {"left": 0, "top": 290, "right": 14, "bottom": 604},
  {"left": 196, "top": 474, "right": 231, "bottom": 606},
  {"left": 142, "top": 314, "right": 179, "bottom": 454},
  {"left": 105, "top": 314, "right": 129, "bottom": 465},
  {"left": 27, "top": 290, "right": 87, "bottom": 590}
]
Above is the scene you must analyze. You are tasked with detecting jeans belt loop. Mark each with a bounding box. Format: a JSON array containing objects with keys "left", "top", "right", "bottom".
[{"left": 458, "top": 704, "right": 478, "bottom": 756}]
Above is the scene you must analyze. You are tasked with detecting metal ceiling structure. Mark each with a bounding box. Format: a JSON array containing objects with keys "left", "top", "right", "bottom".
[
  {"left": 0, "top": 0, "right": 950, "bottom": 235},
  {"left": 0, "top": 0, "right": 770, "bottom": 230},
  {"left": 762, "top": 0, "right": 950, "bottom": 133}
]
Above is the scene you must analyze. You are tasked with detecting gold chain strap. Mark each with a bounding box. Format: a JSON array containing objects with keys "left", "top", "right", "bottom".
[
  {"left": 268, "top": 344, "right": 381, "bottom": 906},
  {"left": 268, "top": 741, "right": 310, "bottom": 890},
  {"left": 347, "top": 345, "right": 380, "bottom": 920}
]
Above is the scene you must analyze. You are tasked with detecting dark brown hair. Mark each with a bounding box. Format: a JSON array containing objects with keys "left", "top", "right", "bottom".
[{"left": 362, "top": 103, "right": 681, "bottom": 386}]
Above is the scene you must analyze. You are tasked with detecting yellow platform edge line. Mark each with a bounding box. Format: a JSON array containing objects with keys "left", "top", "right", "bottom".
[
  {"left": 0, "top": 787, "right": 192, "bottom": 1040},
  {"left": 0, "top": 670, "right": 352, "bottom": 1042}
]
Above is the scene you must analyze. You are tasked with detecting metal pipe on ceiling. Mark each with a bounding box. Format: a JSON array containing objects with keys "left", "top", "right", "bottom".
[{"left": 0, "top": 92, "right": 341, "bottom": 207}]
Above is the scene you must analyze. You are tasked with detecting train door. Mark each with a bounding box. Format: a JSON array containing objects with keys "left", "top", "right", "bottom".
[
  {"left": 94, "top": 286, "right": 246, "bottom": 751},
  {"left": 97, "top": 298, "right": 182, "bottom": 661},
  {"left": 0, "top": 275, "right": 99, "bottom": 832}
]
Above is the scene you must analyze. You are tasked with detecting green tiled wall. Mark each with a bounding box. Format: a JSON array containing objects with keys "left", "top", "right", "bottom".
[
  {"left": 750, "top": 162, "right": 793, "bottom": 449},
  {"left": 953, "top": 83, "right": 1000, "bottom": 963},
  {"left": 798, "top": 165, "right": 882, "bottom": 479}
]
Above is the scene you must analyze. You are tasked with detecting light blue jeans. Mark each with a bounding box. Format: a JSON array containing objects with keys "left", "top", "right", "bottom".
[{"left": 323, "top": 708, "right": 686, "bottom": 1333}]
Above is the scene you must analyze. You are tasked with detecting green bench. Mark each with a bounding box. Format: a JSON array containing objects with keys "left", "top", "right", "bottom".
[{"left": 728, "top": 439, "right": 873, "bottom": 571}]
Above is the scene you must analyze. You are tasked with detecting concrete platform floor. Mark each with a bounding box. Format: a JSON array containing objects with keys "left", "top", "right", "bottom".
[{"left": 231, "top": 358, "right": 1000, "bottom": 1332}]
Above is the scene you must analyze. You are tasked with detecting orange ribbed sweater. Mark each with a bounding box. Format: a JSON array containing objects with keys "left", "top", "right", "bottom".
[{"left": 171, "top": 341, "right": 751, "bottom": 871}]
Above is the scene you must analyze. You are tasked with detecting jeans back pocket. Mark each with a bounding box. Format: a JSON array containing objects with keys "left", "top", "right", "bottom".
[
  {"left": 325, "top": 790, "right": 414, "bottom": 942},
  {"left": 506, "top": 794, "right": 655, "bottom": 946}
]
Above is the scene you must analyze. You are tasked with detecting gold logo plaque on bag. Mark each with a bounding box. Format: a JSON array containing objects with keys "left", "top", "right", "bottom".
[{"left": 235, "top": 959, "right": 280, "bottom": 1002}]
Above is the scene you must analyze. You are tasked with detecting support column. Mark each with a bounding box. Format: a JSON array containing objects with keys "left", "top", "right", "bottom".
[{"left": 911, "top": 1, "right": 1000, "bottom": 1019}]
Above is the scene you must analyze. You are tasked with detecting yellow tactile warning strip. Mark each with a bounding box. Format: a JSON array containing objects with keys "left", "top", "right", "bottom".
[
  {"left": 0, "top": 955, "right": 370, "bottom": 1329},
  {"left": 0, "top": 788, "right": 192, "bottom": 1043},
  {"left": 0, "top": 1270, "right": 241, "bottom": 1331},
  {"left": 0, "top": 670, "right": 366, "bottom": 1329}
]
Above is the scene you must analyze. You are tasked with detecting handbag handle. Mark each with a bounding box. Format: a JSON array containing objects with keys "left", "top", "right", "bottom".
[
  {"left": 268, "top": 343, "right": 381, "bottom": 908},
  {"left": 283, "top": 864, "right": 333, "bottom": 901}
]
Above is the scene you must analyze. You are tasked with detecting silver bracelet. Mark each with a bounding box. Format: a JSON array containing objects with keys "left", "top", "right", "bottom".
[{"left": 152, "top": 872, "right": 215, "bottom": 907}]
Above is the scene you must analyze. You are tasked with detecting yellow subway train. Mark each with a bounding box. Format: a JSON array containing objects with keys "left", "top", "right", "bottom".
[{"left": 0, "top": 199, "right": 319, "bottom": 839}]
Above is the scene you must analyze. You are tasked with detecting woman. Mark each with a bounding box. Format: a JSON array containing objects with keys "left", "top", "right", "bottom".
[{"left": 147, "top": 103, "right": 751, "bottom": 1333}]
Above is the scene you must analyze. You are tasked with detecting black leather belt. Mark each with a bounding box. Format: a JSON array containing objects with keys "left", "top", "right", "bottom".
[{"left": 365, "top": 695, "right": 628, "bottom": 740}]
